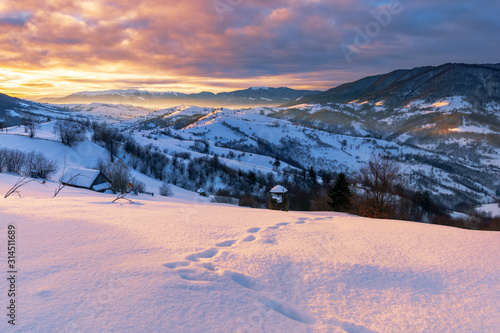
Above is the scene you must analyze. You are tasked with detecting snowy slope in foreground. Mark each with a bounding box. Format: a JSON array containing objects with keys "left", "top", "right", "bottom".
[{"left": 0, "top": 175, "right": 499, "bottom": 332}]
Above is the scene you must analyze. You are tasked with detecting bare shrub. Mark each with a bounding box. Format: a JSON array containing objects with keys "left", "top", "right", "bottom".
[
  {"left": 5, "top": 149, "right": 26, "bottom": 174},
  {"left": 25, "top": 151, "right": 58, "bottom": 179},
  {"left": 0, "top": 148, "right": 6, "bottom": 172},
  {"left": 130, "top": 178, "right": 146, "bottom": 195},
  {"left": 239, "top": 194, "right": 259, "bottom": 208},
  {"left": 211, "top": 195, "right": 238, "bottom": 205},
  {"left": 4, "top": 176, "right": 45, "bottom": 198},
  {"left": 159, "top": 181, "right": 173, "bottom": 197}
]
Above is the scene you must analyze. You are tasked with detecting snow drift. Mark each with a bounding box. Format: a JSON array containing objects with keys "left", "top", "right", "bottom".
[{"left": 0, "top": 173, "right": 498, "bottom": 332}]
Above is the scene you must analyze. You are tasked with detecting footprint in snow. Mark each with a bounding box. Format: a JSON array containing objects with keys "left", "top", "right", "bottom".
[
  {"left": 261, "top": 299, "right": 315, "bottom": 325},
  {"left": 164, "top": 261, "right": 191, "bottom": 269},
  {"left": 216, "top": 240, "right": 237, "bottom": 247},
  {"left": 225, "top": 271, "right": 262, "bottom": 291},
  {"left": 247, "top": 227, "right": 261, "bottom": 233},
  {"left": 262, "top": 237, "right": 277, "bottom": 244},
  {"left": 267, "top": 225, "right": 279, "bottom": 230},
  {"left": 186, "top": 248, "right": 218, "bottom": 262},
  {"left": 242, "top": 235, "right": 256, "bottom": 242},
  {"left": 177, "top": 269, "right": 220, "bottom": 282},
  {"left": 276, "top": 222, "right": 289, "bottom": 226},
  {"left": 202, "top": 262, "right": 217, "bottom": 271}
]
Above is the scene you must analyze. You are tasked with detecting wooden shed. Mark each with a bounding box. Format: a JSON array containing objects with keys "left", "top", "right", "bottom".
[
  {"left": 60, "top": 167, "right": 111, "bottom": 192},
  {"left": 268, "top": 185, "right": 289, "bottom": 211}
]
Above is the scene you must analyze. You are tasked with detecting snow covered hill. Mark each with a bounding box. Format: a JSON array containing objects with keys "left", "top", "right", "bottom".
[
  {"left": 0, "top": 173, "right": 498, "bottom": 332},
  {"left": 291, "top": 63, "right": 500, "bottom": 107},
  {"left": 0, "top": 123, "right": 206, "bottom": 201},
  {"left": 120, "top": 102, "right": 498, "bottom": 209},
  {"left": 2, "top": 94, "right": 498, "bottom": 211}
]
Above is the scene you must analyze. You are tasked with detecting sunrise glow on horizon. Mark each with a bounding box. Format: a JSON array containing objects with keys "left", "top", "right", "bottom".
[{"left": 1, "top": 0, "right": 499, "bottom": 99}]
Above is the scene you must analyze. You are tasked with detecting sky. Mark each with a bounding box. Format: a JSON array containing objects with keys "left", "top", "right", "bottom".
[{"left": 0, "top": 0, "right": 499, "bottom": 99}]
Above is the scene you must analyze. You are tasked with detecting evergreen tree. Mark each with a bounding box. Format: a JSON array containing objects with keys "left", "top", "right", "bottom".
[
  {"left": 321, "top": 172, "right": 333, "bottom": 186},
  {"left": 328, "top": 172, "right": 352, "bottom": 212},
  {"left": 308, "top": 166, "right": 317, "bottom": 184},
  {"left": 420, "top": 191, "right": 431, "bottom": 213},
  {"left": 272, "top": 157, "right": 281, "bottom": 170},
  {"left": 248, "top": 171, "right": 257, "bottom": 186}
]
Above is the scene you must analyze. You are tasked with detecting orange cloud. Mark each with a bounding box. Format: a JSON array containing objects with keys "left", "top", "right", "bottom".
[{"left": 0, "top": 0, "right": 498, "bottom": 98}]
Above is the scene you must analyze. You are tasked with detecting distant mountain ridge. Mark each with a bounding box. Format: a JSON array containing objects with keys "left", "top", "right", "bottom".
[
  {"left": 288, "top": 63, "right": 500, "bottom": 107},
  {"left": 42, "top": 87, "right": 323, "bottom": 108},
  {"left": 0, "top": 92, "right": 21, "bottom": 112},
  {"left": 0, "top": 92, "right": 64, "bottom": 126}
]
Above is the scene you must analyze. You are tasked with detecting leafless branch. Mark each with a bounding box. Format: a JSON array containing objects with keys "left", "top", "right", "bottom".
[
  {"left": 53, "top": 173, "right": 82, "bottom": 198},
  {"left": 4, "top": 176, "right": 46, "bottom": 199}
]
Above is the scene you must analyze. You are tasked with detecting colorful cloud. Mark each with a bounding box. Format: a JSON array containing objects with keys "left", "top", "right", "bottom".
[{"left": 0, "top": 0, "right": 498, "bottom": 98}]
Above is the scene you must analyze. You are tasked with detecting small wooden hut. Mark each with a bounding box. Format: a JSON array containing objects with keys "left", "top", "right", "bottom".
[
  {"left": 60, "top": 167, "right": 111, "bottom": 192},
  {"left": 268, "top": 185, "right": 289, "bottom": 211}
]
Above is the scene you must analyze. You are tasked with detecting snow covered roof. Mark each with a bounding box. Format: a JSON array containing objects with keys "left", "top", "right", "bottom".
[
  {"left": 60, "top": 167, "right": 101, "bottom": 189},
  {"left": 197, "top": 188, "right": 206, "bottom": 193},
  {"left": 93, "top": 182, "right": 111, "bottom": 192},
  {"left": 270, "top": 185, "right": 287, "bottom": 193}
]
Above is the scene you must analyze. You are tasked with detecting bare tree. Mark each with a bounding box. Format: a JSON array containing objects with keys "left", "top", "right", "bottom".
[
  {"left": 53, "top": 119, "right": 85, "bottom": 147},
  {"left": 353, "top": 154, "right": 402, "bottom": 219},
  {"left": 104, "top": 129, "right": 121, "bottom": 162},
  {"left": 96, "top": 159, "right": 131, "bottom": 193},
  {"left": 92, "top": 123, "right": 123, "bottom": 162},
  {"left": 23, "top": 114, "right": 40, "bottom": 139}
]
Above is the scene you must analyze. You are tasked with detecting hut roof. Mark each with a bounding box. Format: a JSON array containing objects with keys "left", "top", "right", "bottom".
[
  {"left": 60, "top": 167, "right": 102, "bottom": 189},
  {"left": 270, "top": 185, "right": 288, "bottom": 193}
]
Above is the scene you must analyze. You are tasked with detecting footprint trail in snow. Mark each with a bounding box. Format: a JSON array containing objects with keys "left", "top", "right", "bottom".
[{"left": 163, "top": 215, "right": 336, "bottom": 325}]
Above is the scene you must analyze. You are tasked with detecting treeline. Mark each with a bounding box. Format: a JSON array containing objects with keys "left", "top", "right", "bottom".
[
  {"left": 315, "top": 154, "right": 500, "bottom": 231},
  {"left": 395, "top": 152, "right": 496, "bottom": 208},
  {"left": 0, "top": 148, "right": 58, "bottom": 179}
]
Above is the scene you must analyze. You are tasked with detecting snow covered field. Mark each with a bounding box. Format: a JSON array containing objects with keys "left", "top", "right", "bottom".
[
  {"left": 0, "top": 173, "right": 499, "bottom": 332},
  {"left": 0, "top": 102, "right": 498, "bottom": 332}
]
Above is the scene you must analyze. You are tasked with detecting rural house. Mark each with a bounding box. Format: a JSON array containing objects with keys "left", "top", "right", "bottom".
[{"left": 60, "top": 167, "right": 111, "bottom": 192}]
